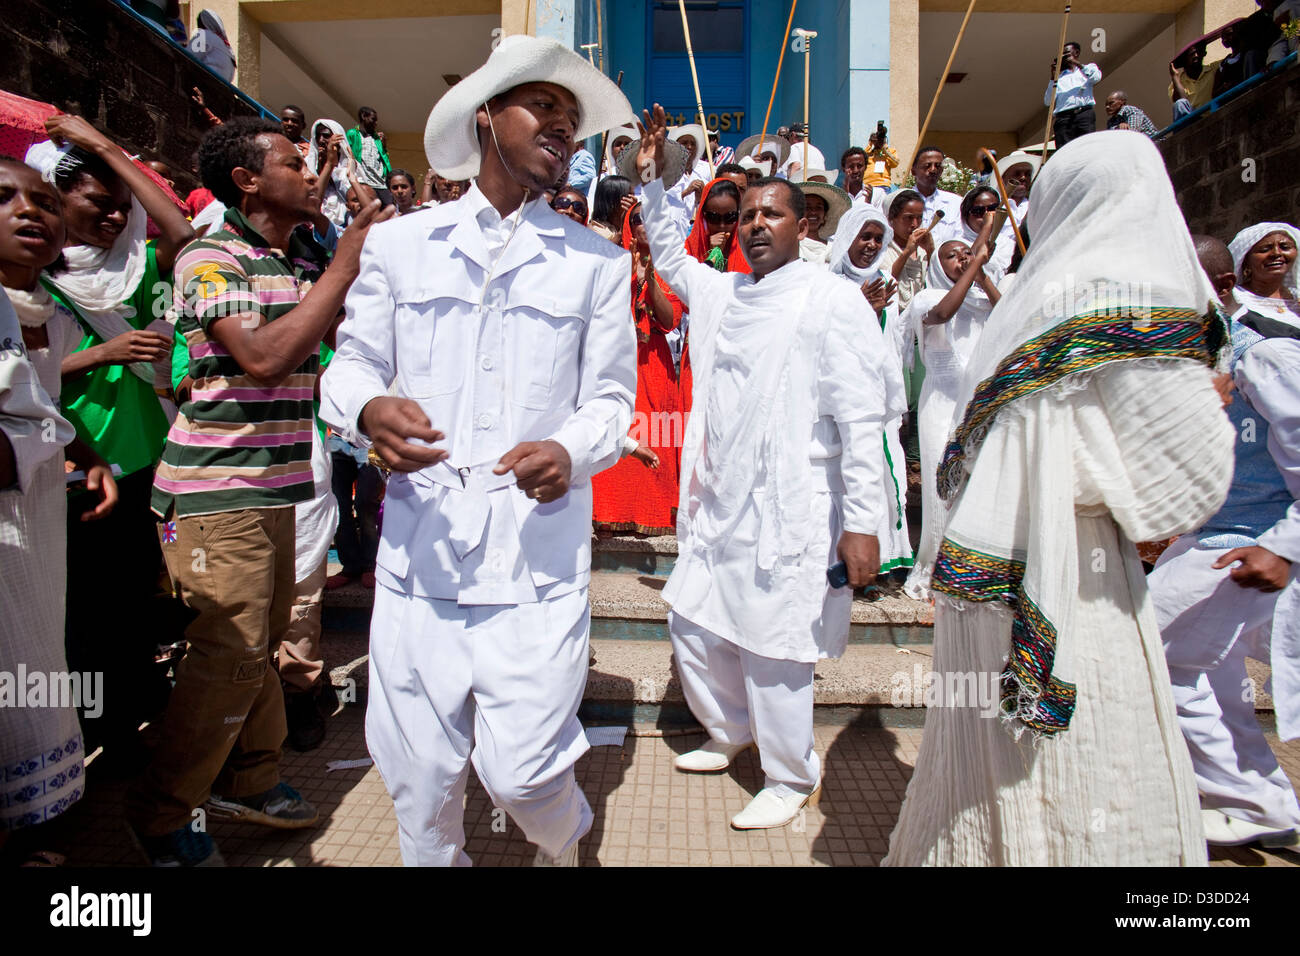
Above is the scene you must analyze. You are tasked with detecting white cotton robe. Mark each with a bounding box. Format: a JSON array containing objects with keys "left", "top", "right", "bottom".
[{"left": 641, "top": 179, "right": 889, "bottom": 664}]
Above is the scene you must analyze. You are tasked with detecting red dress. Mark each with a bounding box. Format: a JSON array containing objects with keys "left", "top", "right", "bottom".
[{"left": 591, "top": 203, "right": 686, "bottom": 535}]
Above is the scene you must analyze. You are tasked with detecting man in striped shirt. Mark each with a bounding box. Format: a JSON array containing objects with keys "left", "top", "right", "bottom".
[{"left": 127, "top": 117, "right": 391, "bottom": 867}]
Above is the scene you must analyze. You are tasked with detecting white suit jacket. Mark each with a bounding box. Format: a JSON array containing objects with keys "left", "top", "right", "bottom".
[{"left": 320, "top": 186, "right": 636, "bottom": 605}]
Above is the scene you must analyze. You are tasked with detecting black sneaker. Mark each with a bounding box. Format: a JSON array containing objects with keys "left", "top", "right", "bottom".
[
  {"left": 285, "top": 688, "right": 326, "bottom": 752},
  {"left": 206, "top": 782, "right": 319, "bottom": 829},
  {"left": 128, "top": 823, "right": 225, "bottom": 867}
]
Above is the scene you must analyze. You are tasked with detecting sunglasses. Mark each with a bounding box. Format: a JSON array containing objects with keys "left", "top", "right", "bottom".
[
  {"left": 552, "top": 197, "right": 588, "bottom": 217},
  {"left": 703, "top": 210, "right": 740, "bottom": 226},
  {"left": 970, "top": 203, "right": 1000, "bottom": 216},
  {"left": 628, "top": 212, "right": 643, "bottom": 227}
]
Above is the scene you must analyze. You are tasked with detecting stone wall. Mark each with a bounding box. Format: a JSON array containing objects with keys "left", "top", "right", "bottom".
[
  {"left": 1158, "top": 61, "right": 1300, "bottom": 242},
  {"left": 0, "top": 0, "right": 266, "bottom": 195}
]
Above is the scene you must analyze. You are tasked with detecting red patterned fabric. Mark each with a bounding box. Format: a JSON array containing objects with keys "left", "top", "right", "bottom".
[
  {"left": 0, "top": 89, "right": 56, "bottom": 162},
  {"left": 591, "top": 201, "right": 684, "bottom": 535}
]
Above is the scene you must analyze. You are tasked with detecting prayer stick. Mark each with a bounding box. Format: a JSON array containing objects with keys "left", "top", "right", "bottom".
[
  {"left": 979, "top": 146, "right": 1026, "bottom": 255},
  {"left": 581, "top": 43, "right": 599, "bottom": 68},
  {"left": 677, "top": 0, "right": 716, "bottom": 176},
  {"left": 911, "top": 0, "right": 977, "bottom": 171},
  {"left": 757, "top": 0, "right": 800, "bottom": 157},
  {"left": 1037, "top": 2, "right": 1073, "bottom": 176}
]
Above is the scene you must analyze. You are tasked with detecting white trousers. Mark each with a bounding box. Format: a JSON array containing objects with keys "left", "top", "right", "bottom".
[
  {"left": 669, "top": 611, "right": 819, "bottom": 793},
  {"left": 1150, "top": 536, "right": 1300, "bottom": 830},
  {"left": 366, "top": 583, "right": 594, "bottom": 866}
]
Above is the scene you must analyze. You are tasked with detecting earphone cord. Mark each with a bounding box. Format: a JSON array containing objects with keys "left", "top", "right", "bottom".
[{"left": 477, "top": 102, "right": 533, "bottom": 311}]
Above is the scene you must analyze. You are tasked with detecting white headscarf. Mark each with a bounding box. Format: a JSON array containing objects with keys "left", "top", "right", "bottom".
[
  {"left": 942, "top": 130, "right": 1221, "bottom": 499},
  {"left": 305, "top": 119, "right": 353, "bottom": 230},
  {"left": 828, "top": 205, "right": 893, "bottom": 284},
  {"left": 1228, "top": 221, "right": 1300, "bottom": 321},
  {"left": 25, "top": 139, "right": 158, "bottom": 385}
]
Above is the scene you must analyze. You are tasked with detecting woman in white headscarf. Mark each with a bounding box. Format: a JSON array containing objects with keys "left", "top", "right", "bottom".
[
  {"left": 189, "top": 10, "right": 236, "bottom": 83},
  {"left": 900, "top": 212, "right": 1001, "bottom": 599},
  {"left": 884, "top": 131, "right": 1232, "bottom": 866},
  {"left": 1228, "top": 222, "right": 1300, "bottom": 324},
  {"left": 305, "top": 119, "right": 354, "bottom": 231},
  {"left": 829, "top": 204, "right": 912, "bottom": 578}
]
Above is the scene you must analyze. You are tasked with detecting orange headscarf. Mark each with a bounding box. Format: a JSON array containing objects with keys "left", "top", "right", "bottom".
[{"left": 684, "top": 178, "right": 751, "bottom": 275}]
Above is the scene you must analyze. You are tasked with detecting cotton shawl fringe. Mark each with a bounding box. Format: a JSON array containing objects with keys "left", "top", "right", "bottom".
[{"left": 928, "top": 131, "right": 1227, "bottom": 739}]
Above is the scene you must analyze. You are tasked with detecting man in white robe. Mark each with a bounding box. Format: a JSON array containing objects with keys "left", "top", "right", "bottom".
[{"left": 634, "top": 105, "right": 891, "bottom": 830}]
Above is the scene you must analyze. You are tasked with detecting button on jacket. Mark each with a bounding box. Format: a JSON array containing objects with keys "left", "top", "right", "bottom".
[{"left": 320, "top": 185, "right": 636, "bottom": 605}]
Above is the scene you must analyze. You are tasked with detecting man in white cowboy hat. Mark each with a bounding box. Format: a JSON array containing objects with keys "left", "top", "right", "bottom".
[
  {"left": 736, "top": 133, "right": 790, "bottom": 179},
  {"left": 990, "top": 150, "right": 1038, "bottom": 272},
  {"left": 795, "top": 180, "right": 851, "bottom": 267},
  {"left": 633, "top": 104, "right": 893, "bottom": 831},
  {"left": 320, "top": 34, "right": 637, "bottom": 867}
]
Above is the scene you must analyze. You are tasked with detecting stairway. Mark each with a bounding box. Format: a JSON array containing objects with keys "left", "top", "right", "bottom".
[{"left": 322, "top": 534, "right": 939, "bottom": 725}]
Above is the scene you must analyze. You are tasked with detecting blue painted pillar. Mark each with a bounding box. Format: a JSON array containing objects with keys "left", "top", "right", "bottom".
[
  {"left": 847, "top": 0, "right": 891, "bottom": 153},
  {"left": 535, "top": 0, "right": 577, "bottom": 46}
]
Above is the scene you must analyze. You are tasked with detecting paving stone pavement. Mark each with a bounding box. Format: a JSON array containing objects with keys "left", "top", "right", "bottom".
[{"left": 55, "top": 703, "right": 1300, "bottom": 867}]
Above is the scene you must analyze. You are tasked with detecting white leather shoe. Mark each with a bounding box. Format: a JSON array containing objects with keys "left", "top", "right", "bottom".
[
  {"left": 674, "top": 740, "right": 752, "bottom": 773},
  {"left": 731, "top": 785, "right": 820, "bottom": 830},
  {"left": 1202, "top": 808, "right": 1297, "bottom": 847},
  {"left": 533, "top": 841, "right": 580, "bottom": 866}
]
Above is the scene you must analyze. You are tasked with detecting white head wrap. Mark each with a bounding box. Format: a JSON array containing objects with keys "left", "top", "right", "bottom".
[
  {"left": 828, "top": 204, "right": 893, "bottom": 284},
  {"left": 305, "top": 118, "right": 354, "bottom": 230}
]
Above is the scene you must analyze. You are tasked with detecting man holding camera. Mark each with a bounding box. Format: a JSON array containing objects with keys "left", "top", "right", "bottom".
[
  {"left": 1045, "top": 41, "right": 1103, "bottom": 148},
  {"left": 864, "top": 122, "right": 898, "bottom": 194}
]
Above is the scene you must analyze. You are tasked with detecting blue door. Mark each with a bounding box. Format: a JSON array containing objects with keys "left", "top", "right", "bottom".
[{"left": 645, "top": 1, "right": 749, "bottom": 148}]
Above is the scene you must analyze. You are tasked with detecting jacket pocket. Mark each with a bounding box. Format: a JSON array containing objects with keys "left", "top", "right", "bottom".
[{"left": 507, "top": 287, "right": 587, "bottom": 410}]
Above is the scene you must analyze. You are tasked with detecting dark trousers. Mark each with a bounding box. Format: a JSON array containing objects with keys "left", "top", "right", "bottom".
[
  {"left": 65, "top": 467, "right": 172, "bottom": 751},
  {"left": 1053, "top": 106, "right": 1097, "bottom": 147},
  {"left": 330, "top": 450, "right": 382, "bottom": 576}
]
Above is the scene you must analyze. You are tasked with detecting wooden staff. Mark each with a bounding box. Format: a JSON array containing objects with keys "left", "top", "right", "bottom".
[
  {"left": 598, "top": 70, "right": 625, "bottom": 175},
  {"left": 581, "top": 43, "right": 599, "bottom": 67},
  {"left": 910, "top": 0, "right": 977, "bottom": 171},
  {"left": 757, "top": 0, "right": 799, "bottom": 155},
  {"left": 596, "top": 0, "right": 605, "bottom": 72},
  {"left": 677, "top": 0, "right": 716, "bottom": 177},
  {"left": 1037, "top": 2, "right": 1073, "bottom": 177},
  {"left": 979, "top": 146, "right": 1026, "bottom": 255}
]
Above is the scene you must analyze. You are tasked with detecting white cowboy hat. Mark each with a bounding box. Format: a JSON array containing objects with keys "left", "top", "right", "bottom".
[
  {"left": 996, "top": 150, "right": 1040, "bottom": 179},
  {"left": 802, "top": 167, "right": 839, "bottom": 185},
  {"left": 669, "top": 123, "right": 707, "bottom": 167},
  {"left": 797, "top": 181, "right": 852, "bottom": 240},
  {"left": 424, "top": 34, "right": 634, "bottom": 181},
  {"left": 735, "top": 133, "right": 790, "bottom": 167},
  {"left": 604, "top": 124, "right": 638, "bottom": 171},
  {"left": 738, "top": 154, "right": 773, "bottom": 178},
  {"left": 616, "top": 135, "right": 693, "bottom": 190}
]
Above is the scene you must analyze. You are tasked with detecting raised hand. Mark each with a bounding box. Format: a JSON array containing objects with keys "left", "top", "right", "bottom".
[{"left": 635, "top": 104, "right": 670, "bottom": 185}]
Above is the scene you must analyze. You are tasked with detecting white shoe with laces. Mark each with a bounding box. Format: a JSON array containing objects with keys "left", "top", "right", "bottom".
[
  {"left": 731, "top": 785, "right": 820, "bottom": 830},
  {"left": 674, "top": 740, "right": 753, "bottom": 773}
]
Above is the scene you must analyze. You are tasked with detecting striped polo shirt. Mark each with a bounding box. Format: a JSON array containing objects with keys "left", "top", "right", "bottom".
[{"left": 151, "top": 208, "right": 326, "bottom": 518}]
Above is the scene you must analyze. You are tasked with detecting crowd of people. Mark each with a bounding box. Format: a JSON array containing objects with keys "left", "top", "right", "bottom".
[{"left": 0, "top": 11, "right": 1298, "bottom": 870}]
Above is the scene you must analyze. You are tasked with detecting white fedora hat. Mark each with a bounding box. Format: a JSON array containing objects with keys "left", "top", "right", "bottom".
[
  {"left": 605, "top": 124, "right": 638, "bottom": 171},
  {"left": 735, "top": 133, "right": 790, "bottom": 167},
  {"left": 738, "top": 154, "right": 772, "bottom": 177},
  {"left": 802, "top": 167, "right": 839, "bottom": 185},
  {"left": 424, "top": 34, "right": 635, "bottom": 181},
  {"left": 669, "top": 123, "right": 707, "bottom": 167},
  {"left": 996, "top": 150, "right": 1040, "bottom": 179}
]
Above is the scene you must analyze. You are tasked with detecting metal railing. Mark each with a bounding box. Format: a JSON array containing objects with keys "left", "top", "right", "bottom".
[
  {"left": 110, "top": 0, "right": 276, "bottom": 120},
  {"left": 1155, "top": 50, "right": 1298, "bottom": 140}
]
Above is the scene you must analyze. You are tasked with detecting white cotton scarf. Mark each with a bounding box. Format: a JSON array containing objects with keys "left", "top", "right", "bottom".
[
  {"left": 827, "top": 204, "right": 893, "bottom": 284},
  {"left": 25, "top": 139, "right": 159, "bottom": 385},
  {"left": 5, "top": 284, "right": 56, "bottom": 328},
  {"left": 928, "top": 131, "right": 1227, "bottom": 739},
  {"left": 1228, "top": 221, "right": 1300, "bottom": 322},
  {"left": 305, "top": 118, "right": 354, "bottom": 230},
  {"left": 683, "top": 259, "right": 825, "bottom": 572}
]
